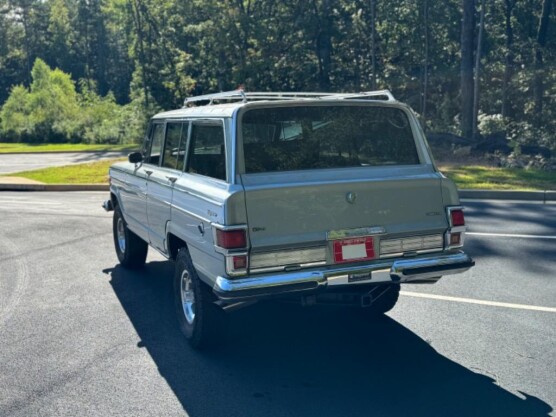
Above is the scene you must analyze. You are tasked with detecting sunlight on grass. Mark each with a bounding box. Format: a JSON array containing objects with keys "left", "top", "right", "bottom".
[
  {"left": 440, "top": 165, "right": 556, "bottom": 191},
  {"left": 2, "top": 160, "right": 555, "bottom": 188},
  {"left": 0, "top": 143, "right": 137, "bottom": 153},
  {"left": 2, "top": 158, "right": 125, "bottom": 184}
]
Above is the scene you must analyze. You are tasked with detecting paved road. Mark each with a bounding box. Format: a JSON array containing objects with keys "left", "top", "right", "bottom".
[
  {"left": 0, "top": 152, "right": 127, "bottom": 174},
  {"left": 0, "top": 192, "right": 554, "bottom": 417}
]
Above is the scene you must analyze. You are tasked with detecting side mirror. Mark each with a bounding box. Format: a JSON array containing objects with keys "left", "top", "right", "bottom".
[{"left": 128, "top": 152, "right": 143, "bottom": 164}]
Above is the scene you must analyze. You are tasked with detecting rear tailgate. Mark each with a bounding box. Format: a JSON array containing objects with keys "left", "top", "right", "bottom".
[{"left": 240, "top": 166, "right": 447, "bottom": 254}]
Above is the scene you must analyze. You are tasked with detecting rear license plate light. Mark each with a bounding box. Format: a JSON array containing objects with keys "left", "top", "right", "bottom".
[{"left": 333, "top": 237, "right": 375, "bottom": 264}]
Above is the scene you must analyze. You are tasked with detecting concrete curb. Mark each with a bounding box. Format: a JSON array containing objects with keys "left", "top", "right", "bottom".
[
  {"left": 459, "top": 189, "right": 556, "bottom": 202},
  {"left": 0, "top": 184, "right": 109, "bottom": 191}
]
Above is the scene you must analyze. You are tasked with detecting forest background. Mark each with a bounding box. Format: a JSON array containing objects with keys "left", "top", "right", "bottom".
[{"left": 0, "top": 0, "right": 554, "bottom": 166}]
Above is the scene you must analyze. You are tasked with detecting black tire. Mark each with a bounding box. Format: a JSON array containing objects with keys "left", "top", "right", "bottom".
[
  {"left": 113, "top": 205, "right": 148, "bottom": 268},
  {"left": 173, "top": 247, "right": 227, "bottom": 349},
  {"left": 365, "top": 284, "right": 400, "bottom": 316}
]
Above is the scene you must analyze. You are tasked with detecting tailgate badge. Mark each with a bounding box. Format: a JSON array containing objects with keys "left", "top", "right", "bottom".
[{"left": 346, "top": 192, "right": 357, "bottom": 204}]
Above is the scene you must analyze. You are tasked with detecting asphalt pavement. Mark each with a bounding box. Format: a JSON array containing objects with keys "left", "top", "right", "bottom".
[
  {"left": 0, "top": 192, "right": 554, "bottom": 417},
  {"left": 0, "top": 152, "right": 127, "bottom": 174}
]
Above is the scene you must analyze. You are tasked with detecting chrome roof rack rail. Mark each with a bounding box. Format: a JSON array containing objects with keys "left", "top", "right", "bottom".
[
  {"left": 325, "top": 90, "right": 396, "bottom": 102},
  {"left": 183, "top": 89, "right": 395, "bottom": 107}
]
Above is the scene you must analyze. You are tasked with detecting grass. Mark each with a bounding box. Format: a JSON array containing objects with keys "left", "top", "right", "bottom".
[
  {"left": 0, "top": 142, "right": 137, "bottom": 153},
  {"left": 3, "top": 158, "right": 125, "bottom": 184},
  {"left": 2, "top": 158, "right": 555, "bottom": 188},
  {"left": 440, "top": 165, "right": 556, "bottom": 191}
]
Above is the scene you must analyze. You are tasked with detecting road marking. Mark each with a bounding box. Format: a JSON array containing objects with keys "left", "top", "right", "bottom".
[
  {"left": 468, "top": 232, "right": 556, "bottom": 240},
  {"left": 400, "top": 291, "right": 556, "bottom": 313},
  {"left": 0, "top": 230, "right": 30, "bottom": 328}
]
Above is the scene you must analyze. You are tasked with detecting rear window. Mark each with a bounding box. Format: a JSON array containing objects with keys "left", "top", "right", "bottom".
[{"left": 241, "top": 105, "right": 419, "bottom": 173}]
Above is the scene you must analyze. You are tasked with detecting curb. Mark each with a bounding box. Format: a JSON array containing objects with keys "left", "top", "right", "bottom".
[
  {"left": 459, "top": 189, "right": 556, "bottom": 202},
  {"left": 0, "top": 184, "right": 109, "bottom": 191}
]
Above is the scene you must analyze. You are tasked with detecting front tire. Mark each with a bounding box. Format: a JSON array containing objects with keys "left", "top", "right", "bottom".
[
  {"left": 173, "top": 248, "right": 227, "bottom": 349},
  {"left": 113, "top": 205, "right": 148, "bottom": 268}
]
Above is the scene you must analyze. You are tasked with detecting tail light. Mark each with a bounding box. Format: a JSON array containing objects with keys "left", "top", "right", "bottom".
[
  {"left": 213, "top": 225, "right": 249, "bottom": 277},
  {"left": 450, "top": 208, "right": 465, "bottom": 227},
  {"left": 226, "top": 254, "right": 248, "bottom": 276},
  {"left": 215, "top": 228, "right": 247, "bottom": 249},
  {"left": 446, "top": 206, "right": 466, "bottom": 249}
]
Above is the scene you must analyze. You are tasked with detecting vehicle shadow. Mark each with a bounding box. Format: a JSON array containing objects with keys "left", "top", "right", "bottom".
[{"left": 106, "top": 262, "right": 552, "bottom": 417}]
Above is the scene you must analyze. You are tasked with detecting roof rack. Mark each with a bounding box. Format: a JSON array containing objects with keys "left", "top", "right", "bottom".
[{"left": 182, "top": 89, "right": 395, "bottom": 107}]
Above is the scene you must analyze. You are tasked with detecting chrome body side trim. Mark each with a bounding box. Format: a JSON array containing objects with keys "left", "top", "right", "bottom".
[{"left": 213, "top": 251, "right": 474, "bottom": 300}]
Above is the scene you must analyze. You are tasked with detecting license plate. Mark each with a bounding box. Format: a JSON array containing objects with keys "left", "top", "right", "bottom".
[{"left": 333, "top": 237, "right": 375, "bottom": 264}]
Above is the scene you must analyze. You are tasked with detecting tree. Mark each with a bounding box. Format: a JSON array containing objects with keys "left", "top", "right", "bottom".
[
  {"left": 533, "top": 0, "right": 553, "bottom": 120},
  {"left": 461, "top": 0, "right": 475, "bottom": 139}
]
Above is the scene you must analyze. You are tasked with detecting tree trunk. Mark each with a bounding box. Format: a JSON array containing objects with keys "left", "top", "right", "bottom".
[
  {"left": 533, "top": 0, "right": 553, "bottom": 120},
  {"left": 472, "top": 0, "right": 485, "bottom": 139},
  {"left": 460, "top": 0, "right": 475, "bottom": 140},
  {"left": 369, "top": 0, "right": 377, "bottom": 90},
  {"left": 314, "top": 0, "right": 332, "bottom": 91},
  {"left": 421, "top": 0, "right": 429, "bottom": 126},
  {"left": 131, "top": 0, "right": 149, "bottom": 107},
  {"left": 501, "top": 0, "right": 515, "bottom": 119}
]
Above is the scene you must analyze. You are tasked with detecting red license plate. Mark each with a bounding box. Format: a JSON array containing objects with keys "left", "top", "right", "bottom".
[{"left": 333, "top": 237, "right": 375, "bottom": 264}]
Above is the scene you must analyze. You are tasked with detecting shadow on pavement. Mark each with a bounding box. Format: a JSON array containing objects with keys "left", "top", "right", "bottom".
[{"left": 106, "top": 262, "right": 552, "bottom": 417}]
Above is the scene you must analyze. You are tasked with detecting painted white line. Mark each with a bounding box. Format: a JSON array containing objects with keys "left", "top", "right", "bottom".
[
  {"left": 400, "top": 291, "right": 556, "bottom": 313},
  {"left": 0, "top": 201, "right": 61, "bottom": 206},
  {"left": 467, "top": 232, "right": 556, "bottom": 240}
]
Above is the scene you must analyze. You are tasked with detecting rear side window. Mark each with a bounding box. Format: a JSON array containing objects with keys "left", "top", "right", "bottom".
[
  {"left": 241, "top": 106, "right": 419, "bottom": 173},
  {"left": 187, "top": 121, "right": 226, "bottom": 181},
  {"left": 162, "top": 122, "right": 188, "bottom": 170}
]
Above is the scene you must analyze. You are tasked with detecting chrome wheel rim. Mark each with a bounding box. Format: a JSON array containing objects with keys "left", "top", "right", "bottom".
[
  {"left": 116, "top": 217, "right": 126, "bottom": 253},
  {"left": 180, "top": 270, "right": 195, "bottom": 324}
]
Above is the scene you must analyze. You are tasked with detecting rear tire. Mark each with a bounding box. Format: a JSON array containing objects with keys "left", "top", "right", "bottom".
[
  {"left": 365, "top": 284, "right": 400, "bottom": 316},
  {"left": 173, "top": 247, "right": 227, "bottom": 349},
  {"left": 113, "top": 205, "right": 148, "bottom": 268}
]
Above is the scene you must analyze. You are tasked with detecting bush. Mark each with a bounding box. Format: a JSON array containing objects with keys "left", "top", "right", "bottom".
[{"left": 0, "top": 59, "right": 148, "bottom": 144}]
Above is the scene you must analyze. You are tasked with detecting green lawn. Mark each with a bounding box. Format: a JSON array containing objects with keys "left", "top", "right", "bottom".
[
  {"left": 0, "top": 142, "right": 137, "bottom": 153},
  {"left": 3, "top": 158, "right": 125, "bottom": 184},
  {"left": 2, "top": 159, "right": 555, "bottom": 188},
  {"left": 440, "top": 165, "right": 556, "bottom": 190}
]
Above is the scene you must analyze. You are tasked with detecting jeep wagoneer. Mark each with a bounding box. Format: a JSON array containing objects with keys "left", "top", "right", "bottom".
[{"left": 103, "top": 90, "right": 474, "bottom": 348}]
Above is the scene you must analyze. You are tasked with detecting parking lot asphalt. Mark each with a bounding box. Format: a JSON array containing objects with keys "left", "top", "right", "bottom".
[
  {"left": 0, "top": 192, "right": 554, "bottom": 417},
  {"left": 0, "top": 152, "right": 126, "bottom": 174}
]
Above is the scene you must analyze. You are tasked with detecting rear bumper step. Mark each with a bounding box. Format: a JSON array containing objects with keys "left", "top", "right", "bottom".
[{"left": 214, "top": 251, "right": 474, "bottom": 301}]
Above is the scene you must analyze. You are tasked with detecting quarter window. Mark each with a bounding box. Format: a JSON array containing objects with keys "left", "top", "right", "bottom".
[{"left": 187, "top": 122, "right": 226, "bottom": 181}]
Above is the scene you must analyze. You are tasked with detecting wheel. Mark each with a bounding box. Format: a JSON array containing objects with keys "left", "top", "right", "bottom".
[
  {"left": 113, "top": 205, "right": 148, "bottom": 268},
  {"left": 173, "top": 247, "right": 227, "bottom": 349},
  {"left": 364, "top": 284, "right": 400, "bottom": 316}
]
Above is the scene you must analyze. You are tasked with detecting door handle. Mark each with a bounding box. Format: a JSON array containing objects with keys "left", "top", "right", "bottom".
[
  {"left": 166, "top": 176, "right": 177, "bottom": 183},
  {"left": 144, "top": 170, "right": 153, "bottom": 176}
]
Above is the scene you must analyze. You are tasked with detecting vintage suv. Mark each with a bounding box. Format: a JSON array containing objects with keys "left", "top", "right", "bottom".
[{"left": 103, "top": 89, "right": 474, "bottom": 348}]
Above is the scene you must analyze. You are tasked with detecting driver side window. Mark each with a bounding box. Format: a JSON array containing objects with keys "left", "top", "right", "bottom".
[{"left": 144, "top": 123, "right": 165, "bottom": 165}]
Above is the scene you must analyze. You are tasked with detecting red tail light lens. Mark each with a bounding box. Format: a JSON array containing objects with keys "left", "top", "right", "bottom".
[
  {"left": 450, "top": 209, "right": 465, "bottom": 227},
  {"left": 215, "top": 229, "right": 247, "bottom": 249}
]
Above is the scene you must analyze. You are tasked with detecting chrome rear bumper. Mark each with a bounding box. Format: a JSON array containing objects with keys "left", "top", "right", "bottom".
[{"left": 213, "top": 251, "right": 474, "bottom": 301}]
